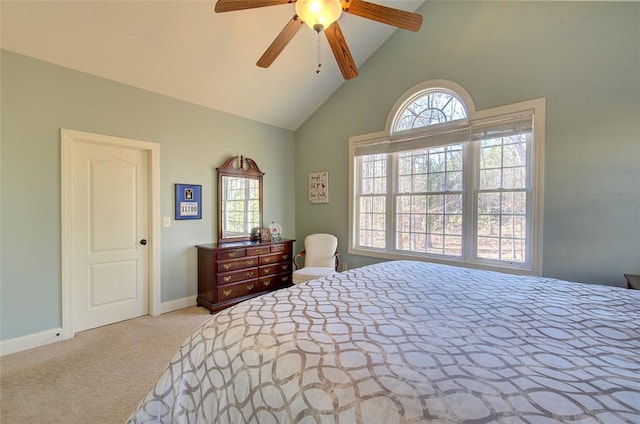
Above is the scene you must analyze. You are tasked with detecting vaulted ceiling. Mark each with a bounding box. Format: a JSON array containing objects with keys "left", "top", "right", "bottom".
[{"left": 1, "top": 0, "right": 425, "bottom": 130}]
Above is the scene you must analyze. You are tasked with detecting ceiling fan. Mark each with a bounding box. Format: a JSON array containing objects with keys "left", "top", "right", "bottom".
[{"left": 214, "top": 0, "right": 423, "bottom": 80}]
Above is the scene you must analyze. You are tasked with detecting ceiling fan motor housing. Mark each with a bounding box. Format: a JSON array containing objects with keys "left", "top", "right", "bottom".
[{"left": 295, "top": 0, "right": 343, "bottom": 31}]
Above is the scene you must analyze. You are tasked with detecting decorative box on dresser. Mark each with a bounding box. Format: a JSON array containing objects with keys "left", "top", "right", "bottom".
[{"left": 196, "top": 239, "right": 294, "bottom": 313}]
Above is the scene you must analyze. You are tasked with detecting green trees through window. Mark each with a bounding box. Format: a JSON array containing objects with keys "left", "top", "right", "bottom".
[{"left": 351, "top": 81, "right": 544, "bottom": 273}]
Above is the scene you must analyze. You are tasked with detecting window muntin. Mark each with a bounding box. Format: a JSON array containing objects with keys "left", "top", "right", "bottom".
[
  {"left": 395, "top": 145, "right": 464, "bottom": 256},
  {"left": 394, "top": 90, "right": 467, "bottom": 132},
  {"left": 350, "top": 82, "right": 543, "bottom": 274},
  {"left": 476, "top": 133, "right": 529, "bottom": 263},
  {"left": 357, "top": 154, "right": 387, "bottom": 249}
]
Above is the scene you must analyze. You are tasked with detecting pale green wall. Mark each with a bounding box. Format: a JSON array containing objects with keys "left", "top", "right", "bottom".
[
  {"left": 0, "top": 50, "right": 295, "bottom": 340},
  {"left": 295, "top": 2, "right": 640, "bottom": 285},
  {"left": 2, "top": 1, "right": 639, "bottom": 343}
]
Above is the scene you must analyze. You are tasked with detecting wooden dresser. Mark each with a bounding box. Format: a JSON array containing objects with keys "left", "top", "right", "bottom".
[{"left": 196, "top": 239, "right": 294, "bottom": 313}]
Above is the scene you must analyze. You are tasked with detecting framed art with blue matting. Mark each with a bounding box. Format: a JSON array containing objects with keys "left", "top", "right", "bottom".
[{"left": 175, "top": 184, "right": 202, "bottom": 220}]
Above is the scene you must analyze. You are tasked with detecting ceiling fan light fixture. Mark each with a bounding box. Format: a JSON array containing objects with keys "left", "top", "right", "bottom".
[{"left": 295, "top": 0, "right": 342, "bottom": 32}]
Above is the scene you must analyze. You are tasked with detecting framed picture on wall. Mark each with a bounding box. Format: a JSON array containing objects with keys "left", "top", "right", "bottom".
[
  {"left": 309, "top": 171, "right": 329, "bottom": 204},
  {"left": 175, "top": 183, "right": 202, "bottom": 220}
]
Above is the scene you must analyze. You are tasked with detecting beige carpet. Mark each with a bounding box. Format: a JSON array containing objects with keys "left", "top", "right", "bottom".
[{"left": 0, "top": 306, "right": 212, "bottom": 424}]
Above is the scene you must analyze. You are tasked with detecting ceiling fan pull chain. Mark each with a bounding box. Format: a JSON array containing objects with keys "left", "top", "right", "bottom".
[{"left": 316, "top": 31, "right": 322, "bottom": 74}]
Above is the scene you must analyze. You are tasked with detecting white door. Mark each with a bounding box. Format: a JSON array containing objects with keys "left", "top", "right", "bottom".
[{"left": 71, "top": 140, "right": 149, "bottom": 332}]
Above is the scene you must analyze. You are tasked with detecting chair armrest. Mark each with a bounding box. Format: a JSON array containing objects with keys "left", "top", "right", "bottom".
[{"left": 293, "top": 250, "right": 306, "bottom": 270}]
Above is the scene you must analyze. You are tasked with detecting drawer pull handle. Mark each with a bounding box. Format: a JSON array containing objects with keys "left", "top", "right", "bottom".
[
  {"left": 223, "top": 264, "right": 231, "bottom": 270},
  {"left": 246, "top": 260, "right": 253, "bottom": 266},
  {"left": 223, "top": 276, "right": 231, "bottom": 282},
  {"left": 282, "top": 254, "right": 289, "bottom": 260},
  {"left": 247, "top": 271, "right": 254, "bottom": 277},
  {"left": 246, "top": 284, "right": 254, "bottom": 291},
  {"left": 264, "top": 257, "right": 271, "bottom": 263},
  {"left": 264, "top": 268, "right": 272, "bottom": 274},
  {"left": 282, "top": 264, "right": 289, "bottom": 270},
  {"left": 282, "top": 276, "right": 289, "bottom": 281},
  {"left": 228, "top": 252, "right": 236, "bottom": 258},
  {"left": 222, "top": 289, "right": 232, "bottom": 297},
  {"left": 263, "top": 281, "right": 271, "bottom": 286}
]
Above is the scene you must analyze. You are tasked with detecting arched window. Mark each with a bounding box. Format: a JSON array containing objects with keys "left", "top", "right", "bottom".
[
  {"left": 350, "top": 80, "right": 545, "bottom": 274},
  {"left": 393, "top": 89, "right": 467, "bottom": 132}
]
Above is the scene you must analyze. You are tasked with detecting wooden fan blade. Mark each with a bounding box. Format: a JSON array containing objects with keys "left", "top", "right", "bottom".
[
  {"left": 324, "top": 22, "right": 359, "bottom": 80},
  {"left": 342, "top": 0, "right": 423, "bottom": 32},
  {"left": 257, "top": 15, "right": 304, "bottom": 68},
  {"left": 215, "top": 0, "right": 294, "bottom": 13}
]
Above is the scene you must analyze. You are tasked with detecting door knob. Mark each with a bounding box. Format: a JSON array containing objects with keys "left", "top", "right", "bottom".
[{"left": 140, "top": 239, "right": 147, "bottom": 245}]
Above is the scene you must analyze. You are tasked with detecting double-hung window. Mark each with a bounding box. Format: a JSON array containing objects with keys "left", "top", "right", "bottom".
[{"left": 349, "top": 80, "right": 545, "bottom": 274}]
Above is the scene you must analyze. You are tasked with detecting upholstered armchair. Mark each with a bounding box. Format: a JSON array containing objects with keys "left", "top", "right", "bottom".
[{"left": 292, "top": 233, "right": 339, "bottom": 284}]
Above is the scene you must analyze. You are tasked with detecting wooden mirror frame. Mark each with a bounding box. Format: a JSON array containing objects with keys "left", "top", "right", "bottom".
[{"left": 217, "top": 156, "right": 264, "bottom": 244}]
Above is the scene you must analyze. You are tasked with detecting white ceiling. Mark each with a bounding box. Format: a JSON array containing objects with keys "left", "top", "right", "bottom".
[{"left": 1, "top": 0, "right": 425, "bottom": 130}]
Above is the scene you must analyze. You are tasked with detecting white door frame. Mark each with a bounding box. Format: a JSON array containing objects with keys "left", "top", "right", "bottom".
[{"left": 60, "top": 129, "right": 161, "bottom": 339}]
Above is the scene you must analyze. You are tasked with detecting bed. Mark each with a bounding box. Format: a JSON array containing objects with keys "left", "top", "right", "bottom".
[{"left": 127, "top": 260, "right": 640, "bottom": 423}]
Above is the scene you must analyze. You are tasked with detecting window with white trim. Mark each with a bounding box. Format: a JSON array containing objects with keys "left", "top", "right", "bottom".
[{"left": 349, "top": 81, "right": 545, "bottom": 274}]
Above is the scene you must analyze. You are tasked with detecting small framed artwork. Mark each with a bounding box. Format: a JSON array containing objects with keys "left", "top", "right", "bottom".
[
  {"left": 309, "top": 171, "right": 329, "bottom": 204},
  {"left": 175, "top": 184, "right": 202, "bottom": 220},
  {"left": 260, "top": 227, "right": 272, "bottom": 241}
]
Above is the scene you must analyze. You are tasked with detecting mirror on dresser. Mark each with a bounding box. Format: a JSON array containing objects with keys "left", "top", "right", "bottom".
[{"left": 217, "top": 155, "right": 264, "bottom": 243}]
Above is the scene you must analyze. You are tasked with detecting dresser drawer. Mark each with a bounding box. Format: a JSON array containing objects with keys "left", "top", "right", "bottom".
[
  {"left": 219, "top": 257, "right": 258, "bottom": 272},
  {"left": 247, "top": 245, "right": 271, "bottom": 256},
  {"left": 260, "top": 273, "right": 291, "bottom": 288},
  {"left": 259, "top": 262, "right": 291, "bottom": 276},
  {"left": 258, "top": 275, "right": 279, "bottom": 290},
  {"left": 259, "top": 252, "right": 282, "bottom": 265},
  {"left": 217, "top": 248, "right": 246, "bottom": 260},
  {"left": 270, "top": 243, "right": 291, "bottom": 254},
  {"left": 218, "top": 280, "right": 261, "bottom": 301},
  {"left": 259, "top": 252, "right": 292, "bottom": 265},
  {"left": 279, "top": 250, "right": 292, "bottom": 263},
  {"left": 217, "top": 267, "right": 258, "bottom": 285}
]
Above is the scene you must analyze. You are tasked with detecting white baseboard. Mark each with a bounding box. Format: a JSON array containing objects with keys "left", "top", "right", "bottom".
[
  {"left": 158, "top": 295, "right": 197, "bottom": 315},
  {"left": 0, "top": 296, "right": 198, "bottom": 356},
  {"left": 0, "top": 328, "right": 63, "bottom": 357}
]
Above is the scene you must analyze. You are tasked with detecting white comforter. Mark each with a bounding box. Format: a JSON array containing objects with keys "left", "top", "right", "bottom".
[{"left": 128, "top": 261, "right": 640, "bottom": 423}]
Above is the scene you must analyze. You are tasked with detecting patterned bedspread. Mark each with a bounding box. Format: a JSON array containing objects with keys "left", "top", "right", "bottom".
[{"left": 128, "top": 261, "right": 640, "bottom": 423}]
